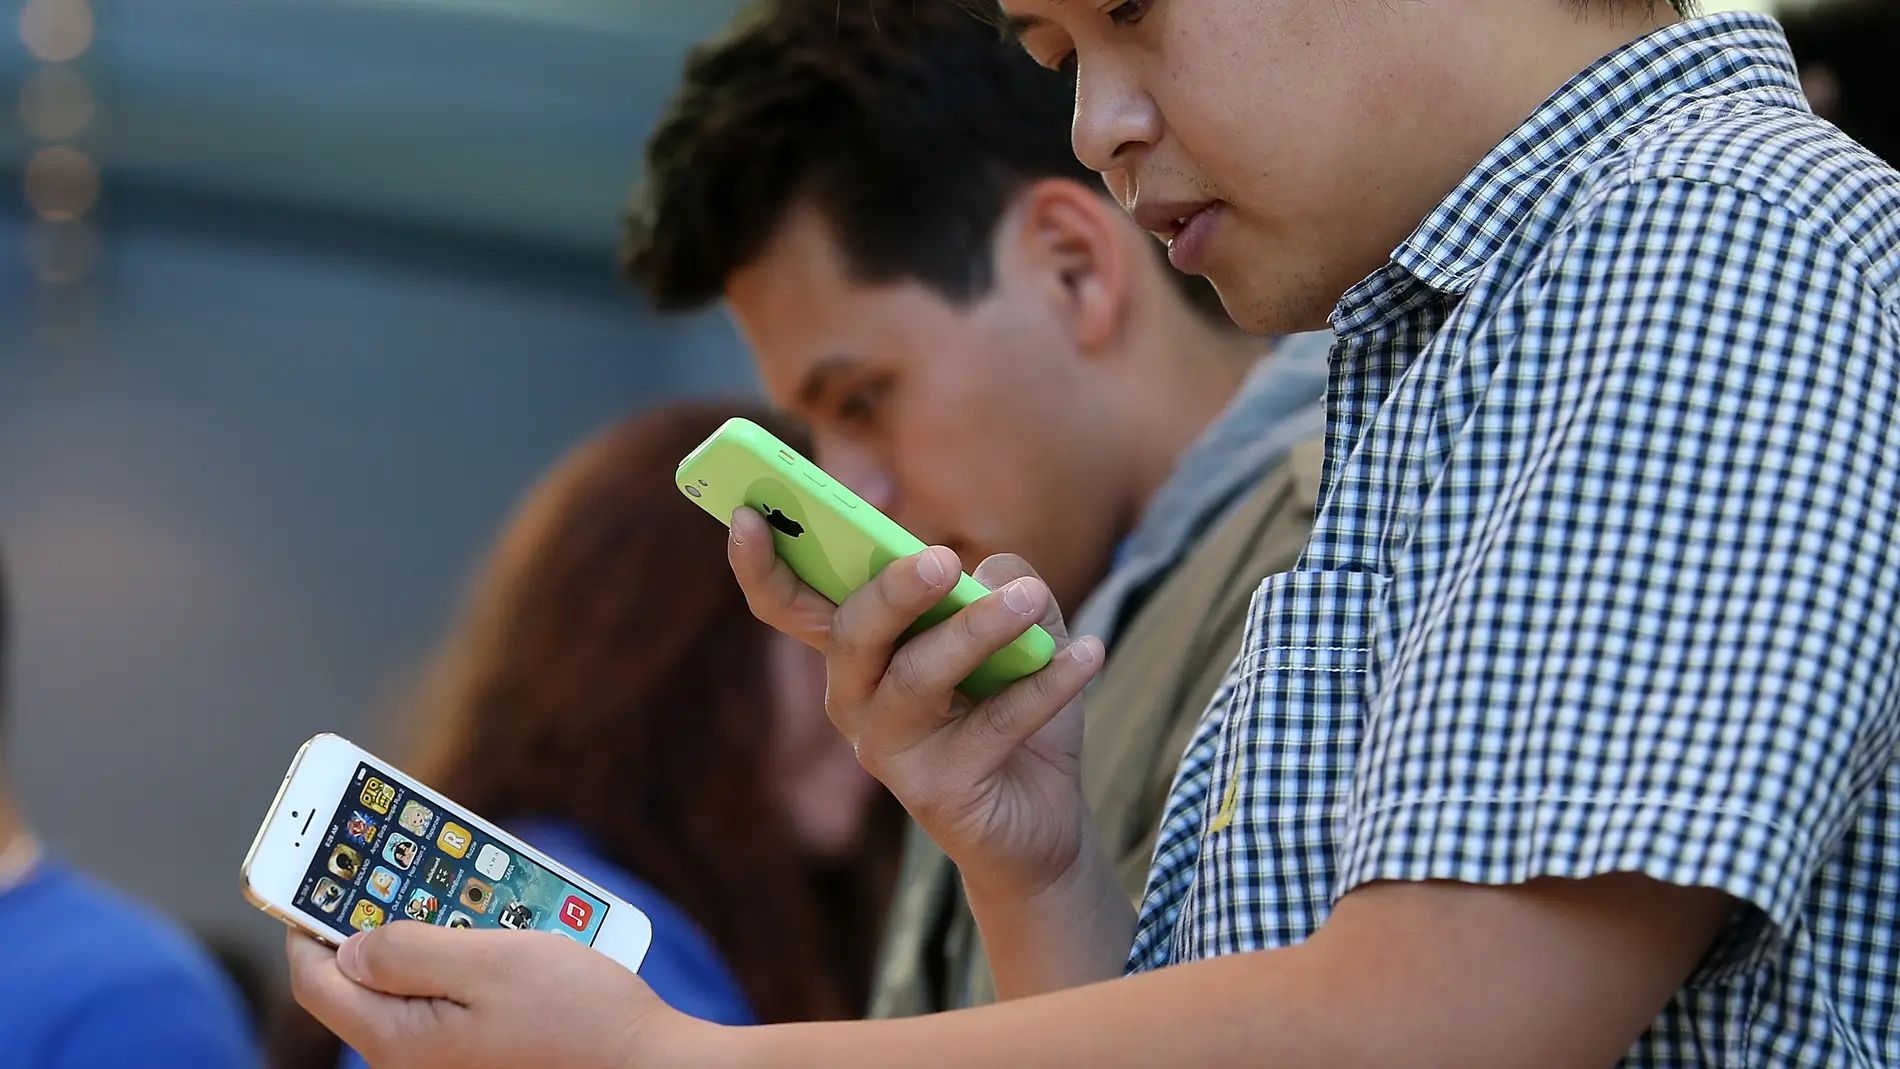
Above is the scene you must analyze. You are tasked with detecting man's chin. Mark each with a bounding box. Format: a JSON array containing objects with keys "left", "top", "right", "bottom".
[{"left": 1210, "top": 271, "right": 1338, "bottom": 336}]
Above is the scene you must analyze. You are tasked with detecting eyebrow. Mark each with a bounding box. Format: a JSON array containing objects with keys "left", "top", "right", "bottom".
[
  {"left": 795, "top": 355, "right": 861, "bottom": 410},
  {"left": 1001, "top": 13, "right": 1049, "bottom": 40}
]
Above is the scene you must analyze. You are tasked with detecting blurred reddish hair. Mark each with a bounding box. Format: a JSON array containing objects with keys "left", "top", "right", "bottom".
[{"left": 406, "top": 401, "right": 903, "bottom": 1023}]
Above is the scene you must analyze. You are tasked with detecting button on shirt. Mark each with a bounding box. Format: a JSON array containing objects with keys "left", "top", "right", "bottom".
[{"left": 1129, "top": 14, "right": 1900, "bottom": 1066}]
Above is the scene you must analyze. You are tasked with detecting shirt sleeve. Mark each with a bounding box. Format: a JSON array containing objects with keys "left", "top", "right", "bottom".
[{"left": 1335, "top": 175, "right": 1900, "bottom": 973}]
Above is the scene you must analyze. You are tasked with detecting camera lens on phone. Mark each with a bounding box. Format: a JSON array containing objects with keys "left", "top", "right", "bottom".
[{"left": 685, "top": 485, "right": 702, "bottom": 498}]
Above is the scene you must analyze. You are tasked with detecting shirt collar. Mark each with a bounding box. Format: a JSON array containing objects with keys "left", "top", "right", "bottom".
[
  {"left": 1334, "top": 12, "right": 1805, "bottom": 336},
  {"left": 1072, "top": 333, "right": 1329, "bottom": 647}
]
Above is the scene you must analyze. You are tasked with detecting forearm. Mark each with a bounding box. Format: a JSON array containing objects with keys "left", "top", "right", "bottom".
[
  {"left": 707, "top": 950, "right": 1331, "bottom": 1069},
  {"left": 961, "top": 820, "right": 1137, "bottom": 999},
  {"left": 689, "top": 873, "right": 1719, "bottom": 1069}
]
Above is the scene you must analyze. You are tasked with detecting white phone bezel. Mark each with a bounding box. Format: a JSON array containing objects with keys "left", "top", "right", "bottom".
[{"left": 240, "top": 733, "right": 653, "bottom": 971}]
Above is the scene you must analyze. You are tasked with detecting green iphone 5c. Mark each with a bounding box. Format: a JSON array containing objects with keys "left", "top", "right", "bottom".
[{"left": 677, "top": 417, "right": 1055, "bottom": 700}]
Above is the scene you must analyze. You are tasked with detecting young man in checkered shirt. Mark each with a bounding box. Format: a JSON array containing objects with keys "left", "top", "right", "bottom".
[{"left": 292, "top": 0, "right": 1900, "bottom": 1065}]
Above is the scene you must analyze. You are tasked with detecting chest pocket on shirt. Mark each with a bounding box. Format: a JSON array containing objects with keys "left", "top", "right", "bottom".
[{"left": 1171, "top": 568, "right": 1390, "bottom": 963}]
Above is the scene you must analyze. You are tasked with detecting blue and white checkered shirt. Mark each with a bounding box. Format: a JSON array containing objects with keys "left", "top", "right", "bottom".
[{"left": 1128, "top": 14, "right": 1900, "bottom": 1065}]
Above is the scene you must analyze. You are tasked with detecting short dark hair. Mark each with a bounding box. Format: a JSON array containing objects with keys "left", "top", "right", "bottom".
[{"left": 621, "top": 0, "right": 1231, "bottom": 323}]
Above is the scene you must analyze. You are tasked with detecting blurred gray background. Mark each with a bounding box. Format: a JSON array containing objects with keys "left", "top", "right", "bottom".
[{"left": 0, "top": 0, "right": 755, "bottom": 1006}]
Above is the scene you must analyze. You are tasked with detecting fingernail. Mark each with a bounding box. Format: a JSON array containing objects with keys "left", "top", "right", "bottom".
[
  {"left": 1070, "top": 636, "right": 1102, "bottom": 667},
  {"left": 1002, "top": 579, "right": 1036, "bottom": 615},
  {"left": 917, "top": 548, "right": 949, "bottom": 585},
  {"left": 337, "top": 933, "right": 366, "bottom": 981}
]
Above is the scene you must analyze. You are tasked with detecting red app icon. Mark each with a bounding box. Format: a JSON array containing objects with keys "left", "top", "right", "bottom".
[{"left": 560, "top": 895, "right": 593, "bottom": 931}]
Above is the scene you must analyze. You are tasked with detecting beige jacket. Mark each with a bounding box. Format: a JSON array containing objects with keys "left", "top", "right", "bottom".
[{"left": 868, "top": 434, "right": 1328, "bottom": 1015}]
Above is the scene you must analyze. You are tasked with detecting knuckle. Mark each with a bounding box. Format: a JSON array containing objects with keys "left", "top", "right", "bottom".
[
  {"left": 955, "top": 594, "right": 1024, "bottom": 659},
  {"left": 974, "top": 664, "right": 1060, "bottom": 741},
  {"left": 970, "top": 692, "right": 1016, "bottom": 746},
  {"left": 739, "top": 590, "right": 777, "bottom": 627},
  {"left": 956, "top": 598, "right": 1005, "bottom": 647},
  {"left": 821, "top": 689, "right": 850, "bottom": 729},
  {"left": 822, "top": 674, "right": 854, "bottom": 714},
  {"left": 827, "top": 698, "right": 872, "bottom": 753},
  {"left": 872, "top": 554, "right": 906, "bottom": 590},
  {"left": 352, "top": 935, "right": 385, "bottom": 983},
  {"left": 1025, "top": 658, "right": 1072, "bottom": 707},
  {"left": 885, "top": 651, "right": 934, "bottom": 707},
  {"left": 824, "top": 624, "right": 864, "bottom": 667},
  {"left": 884, "top": 551, "right": 942, "bottom": 604}
]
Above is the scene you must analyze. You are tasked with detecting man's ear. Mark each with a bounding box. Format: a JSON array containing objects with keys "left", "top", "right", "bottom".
[{"left": 1002, "top": 178, "right": 1133, "bottom": 357}]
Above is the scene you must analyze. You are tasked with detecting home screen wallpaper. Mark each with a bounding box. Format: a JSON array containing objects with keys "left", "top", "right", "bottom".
[{"left": 293, "top": 761, "right": 608, "bottom": 945}]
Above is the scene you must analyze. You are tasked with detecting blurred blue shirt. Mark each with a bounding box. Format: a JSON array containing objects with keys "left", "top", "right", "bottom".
[
  {"left": 0, "top": 859, "right": 258, "bottom": 1069},
  {"left": 339, "top": 817, "right": 751, "bottom": 1069}
]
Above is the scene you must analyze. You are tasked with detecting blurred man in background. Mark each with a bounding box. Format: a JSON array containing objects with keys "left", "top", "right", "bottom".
[
  {"left": 620, "top": 0, "right": 1328, "bottom": 1015},
  {"left": 0, "top": 544, "right": 258, "bottom": 1068}
]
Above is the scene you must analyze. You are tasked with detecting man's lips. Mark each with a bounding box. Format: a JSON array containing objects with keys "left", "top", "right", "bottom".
[{"left": 1130, "top": 198, "right": 1219, "bottom": 242}]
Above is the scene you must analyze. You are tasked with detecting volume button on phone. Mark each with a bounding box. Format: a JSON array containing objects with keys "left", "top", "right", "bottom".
[{"left": 832, "top": 492, "right": 858, "bottom": 510}]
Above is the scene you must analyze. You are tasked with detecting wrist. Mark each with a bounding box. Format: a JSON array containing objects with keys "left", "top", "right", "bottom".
[
  {"left": 627, "top": 1005, "right": 748, "bottom": 1069},
  {"left": 961, "top": 820, "right": 1134, "bottom": 996},
  {"left": 961, "top": 812, "right": 1114, "bottom": 916}
]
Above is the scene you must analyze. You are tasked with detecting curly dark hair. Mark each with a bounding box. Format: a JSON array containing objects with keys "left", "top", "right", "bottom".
[{"left": 621, "top": 0, "right": 1231, "bottom": 323}]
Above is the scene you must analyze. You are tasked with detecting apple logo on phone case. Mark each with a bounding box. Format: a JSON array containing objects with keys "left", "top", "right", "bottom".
[
  {"left": 764, "top": 507, "right": 804, "bottom": 538},
  {"left": 746, "top": 477, "right": 849, "bottom": 602}
]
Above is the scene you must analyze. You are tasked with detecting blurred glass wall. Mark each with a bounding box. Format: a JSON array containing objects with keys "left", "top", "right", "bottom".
[{"left": 0, "top": 0, "right": 758, "bottom": 1010}]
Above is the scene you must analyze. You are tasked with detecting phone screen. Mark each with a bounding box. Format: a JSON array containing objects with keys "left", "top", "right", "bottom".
[{"left": 291, "top": 761, "right": 610, "bottom": 944}]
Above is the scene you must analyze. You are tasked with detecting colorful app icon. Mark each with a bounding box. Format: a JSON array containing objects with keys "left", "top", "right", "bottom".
[
  {"left": 436, "top": 822, "right": 471, "bottom": 859},
  {"left": 397, "top": 800, "right": 434, "bottom": 837},
  {"left": 446, "top": 911, "right": 475, "bottom": 930},
  {"left": 366, "top": 865, "right": 402, "bottom": 904},
  {"left": 559, "top": 895, "right": 593, "bottom": 932},
  {"left": 349, "top": 900, "right": 385, "bottom": 931},
  {"left": 344, "top": 811, "right": 380, "bottom": 846},
  {"left": 496, "top": 901, "right": 534, "bottom": 931},
  {"left": 459, "top": 877, "right": 493, "bottom": 914},
  {"left": 404, "top": 887, "right": 441, "bottom": 924},
  {"left": 359, "top": 777, "right": 395, "bottom": 815},
  {"left": 474, "top": 843, "right": 510, "bottom": 881},
  {"left": 327, "top": 845, "right": 361, "bottom": 881},
  {"left": 310, "top": 878, "right": 345, "bottom": 914},
  {"left": 382, "top": 832, "right": 419, "bottom": 872},
  {"left": 424, "top": 856, "right": 458, "bottom": 893}
]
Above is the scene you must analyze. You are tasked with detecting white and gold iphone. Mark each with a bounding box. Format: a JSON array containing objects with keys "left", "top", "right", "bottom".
[{"left": 241, "top": 734, "right": 652, "bottom": 971}]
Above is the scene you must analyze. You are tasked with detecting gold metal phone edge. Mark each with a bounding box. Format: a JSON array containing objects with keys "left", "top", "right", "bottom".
[{"left": 237, "top": 732, "right": 344, "bottom": 949}]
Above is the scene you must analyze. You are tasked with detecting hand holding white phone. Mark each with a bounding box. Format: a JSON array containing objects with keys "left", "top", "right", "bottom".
[{"left": 241, "top": 733, "right": 653, "bottom": 972}]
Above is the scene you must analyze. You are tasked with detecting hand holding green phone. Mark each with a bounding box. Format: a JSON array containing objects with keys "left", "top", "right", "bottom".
[{"left": 676, "top": 418, "right": 1056, "bottom": 699}]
